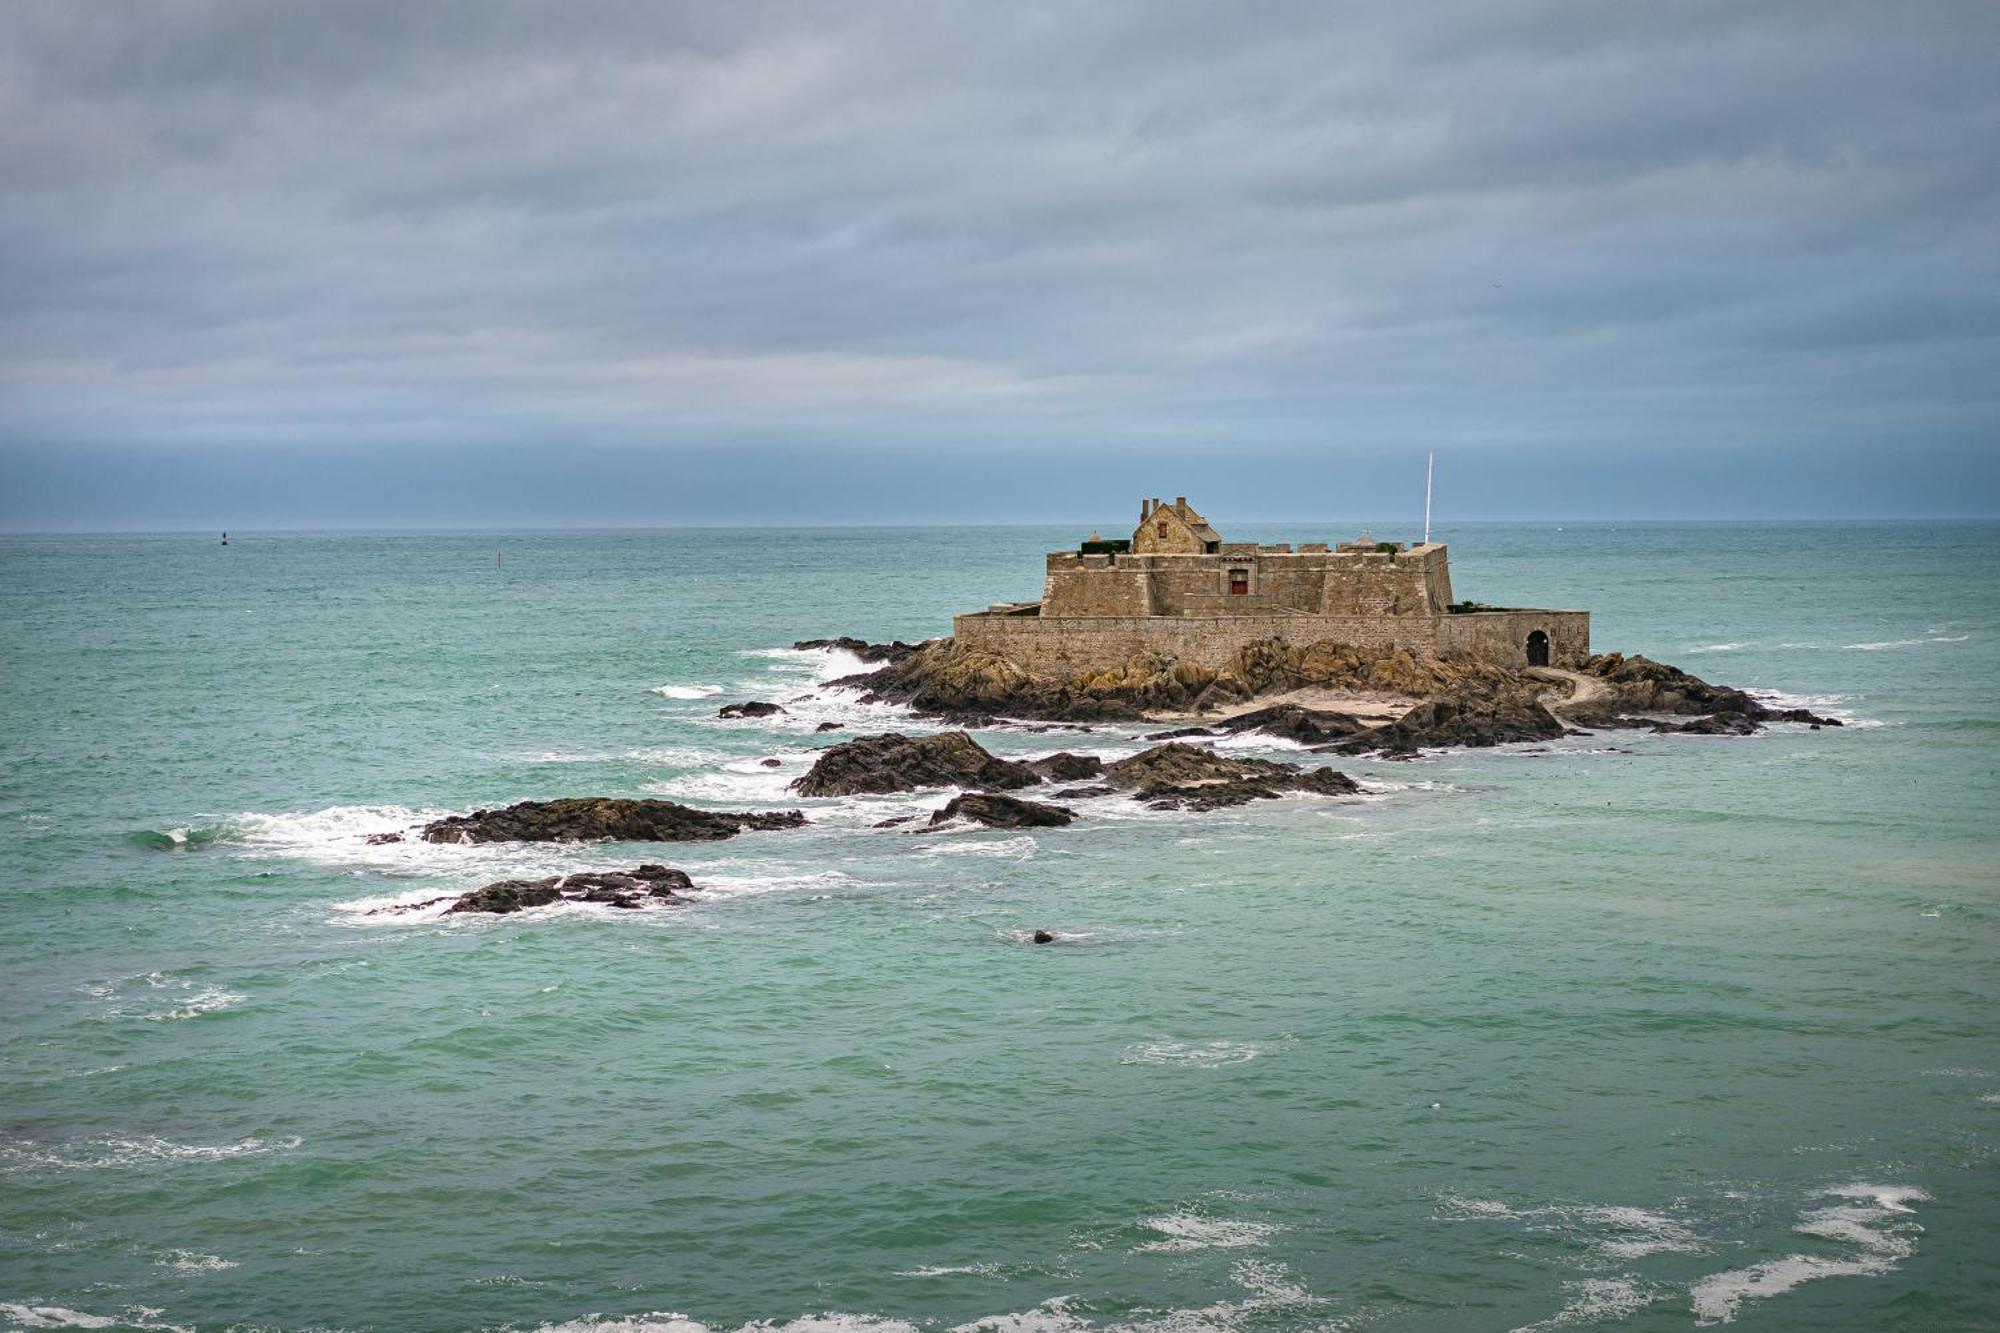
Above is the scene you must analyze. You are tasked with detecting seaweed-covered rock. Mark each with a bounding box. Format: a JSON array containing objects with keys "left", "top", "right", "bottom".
[
  {"left": 929, "top": 792, "right": 1076, "bottom": 828},
  {"left": 1573, "top": 654, "right": 1841, "bottom": 732},
  {"left": 791, "top": 731, "right": 1040, "bottom": 797},
  {"left": 420, "top": 798, "right": 805, "bottom": 845}
]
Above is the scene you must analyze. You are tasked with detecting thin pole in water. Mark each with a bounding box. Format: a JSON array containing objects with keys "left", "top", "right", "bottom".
[{"left": 1423, "top": 452, "right": 1434, "bottom": 545}]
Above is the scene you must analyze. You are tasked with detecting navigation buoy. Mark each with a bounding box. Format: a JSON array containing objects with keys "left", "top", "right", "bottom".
[{"left": 219, "top": 532, "right": 229, "bottom": 545}]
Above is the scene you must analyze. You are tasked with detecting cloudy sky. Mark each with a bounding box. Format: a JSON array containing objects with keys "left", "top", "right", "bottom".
[{"left": 2, "top": 1, "right": 1996, "bottom": 527}]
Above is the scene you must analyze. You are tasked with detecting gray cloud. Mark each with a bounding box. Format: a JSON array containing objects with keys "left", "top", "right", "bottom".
[{"left": 1, "top": 1, "right": 1996, "bottom": 521}]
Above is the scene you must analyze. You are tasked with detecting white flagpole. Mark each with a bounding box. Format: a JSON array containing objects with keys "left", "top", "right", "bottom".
[{"left": 1423, "top": 451, "right": 1434, "bottom": 545}]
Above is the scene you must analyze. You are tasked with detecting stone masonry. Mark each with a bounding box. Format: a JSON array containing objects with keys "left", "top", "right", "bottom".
[{"left": 953, "top": 497, "right": 1589, "bottom": 673}]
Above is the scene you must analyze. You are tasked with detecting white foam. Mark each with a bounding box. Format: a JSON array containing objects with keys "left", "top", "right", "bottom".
[
  {"left": 1510, "top": 1277, "right": 1662, "bottom": 1332},
  {"left": 1685, "top": 642, "right": 1750, "bottom": 654},
  {"left": 0, "top": 1134, "right": 301, "bottom": 1172},
  {"left": 1743, "top": 688, "right": 1882, "bottom": 729},
  {"left": 0, "top": 1306, "right": 192, "bottom": 1333},
  {"left": 894, "top": 1263, "right": 1003, "bottom": 1279},
  {"left": 1437, "top": 1196, "right": 1703, "bottom": 1261},
  {"left": 650, "top": 684, "right": 725, "bottom": 699},
  {"left": 156, "top": 1251, "right": 236, "bottom": 1274},
  {"left": 1844, "top": 634, "right": 1969, "bottom": 650},
  {"left": 1689, "top": 1184, "right": 1928, "bottom": 1325},
  {"left": 1132, "top": 1211, "right": 1281, "bottom": 1253},
  {"left": 1121, "top": 1039, "right": 1275, "bottom": 1069}
]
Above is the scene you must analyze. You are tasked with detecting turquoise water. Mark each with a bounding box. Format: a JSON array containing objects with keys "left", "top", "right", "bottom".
[{"left": 1, "top": 522, "right": 1995, "bottom": 1333}]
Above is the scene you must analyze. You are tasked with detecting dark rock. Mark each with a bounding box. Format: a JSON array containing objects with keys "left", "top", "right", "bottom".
[
  {"left": 929, "top": 792, "right": 1076, "bottom": 829},
  {"left": 1030, "top": 752, "right": 1104, "bottom": 782},
  {"left": 442, "top": 865, "right": 697, "bottom": 915},
  {"left": 872, "top": 814, "right": 919, "bottom": 828},
  {"left": 1652, "top": 710, "right": 1763, "bottom": 736},
  {"left": 419, "top": 798, "right": 806, "bottom": 845},
  {"left": 759, "top": 758, "right": 783, "bottom": 768},
  {"left": 1144, "top": 725, "right": 1220, "bottom": 741},
  {"left": 792, "top": 637, "right": 924, "bottom": 664},
  {"left": 1052, "top": 784, "right": 1118, "bottom": 798},
  {"left": 719, "top": 700, "right": 785, "bottom": 719},
  {"left": 1101, "top": 742, "right": 1361, "bottom": 811},
  {"left": 1212, "top": 703, "right": 1374, "bottom": 745},
  {"left": 815, "top": 721, "right": 846, "bottom": 732},
  {"left": 792, "top": 731, "right": 1041, "bottom": 797},
  {"left": 1330, "top": 693, "right": 1564, "bottom": 756},
  {"left": 1032, "top": 929, "right": 1056, "bottom": 944},
  {"left": 364, "top": 832, "right": 405, "bottom": 845}
]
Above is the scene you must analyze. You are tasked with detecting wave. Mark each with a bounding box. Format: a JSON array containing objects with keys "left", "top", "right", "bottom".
[
  {"left": 157, "top": 1250, "right": 237, "bottom": 1274},
  {"left": 1685, "top": 642, "right": 1751, "bottom": 654},
  {"left": 650, "top": 684, "right": 725, "bottom": 699},
  {"left": 1845, "top": 634, "right": 1969, "bottom": 650},
  {"left": 1744, "top": 688, "right": 1883, "bottom": 729},
  {"left": 1689, "top": 1184, "right": 1928, "bottom": 1325}
]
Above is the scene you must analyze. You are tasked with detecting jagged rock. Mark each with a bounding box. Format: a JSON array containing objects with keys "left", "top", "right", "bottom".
[
  {"left": 419, "top": 798, "right": 806, "bottom": 844},
  {"left": 929, "top": 792, "right": 1076, "bottom": 828},
  {"left": 1101, "top": 742, "right": 1361, "bottom": 811},
  {"left": 1573, "top": 654, "right": 1841, "bottom": 732},
  {"left": 1144, "top": 725, "right": 1220, "bottom": 740},
  {"left": 759, "top": 758, "right": 782, "bottom": 768},
  {"left": 1212, "top": 703, "right": 1374, "bottom": 745},
  {"left": 1032, "top": 929, "right": 1056, "bottom": 944},
  {"left": 873, "top": 814, "right": 919, "bottom": 828},
  {"left": 442, "top": 865, "right": 696, "bottom": 915},
  {"left": 1052, "top": 784, "right": 1117, "bottom": 798},
  {"left": 719, "top": 701, "right": 785, "bottom": 719},
  {"left": 793, "top": 637, "right": 924, "bottom": 663},
  {"left": 792, "top": 731, "right": 1041, "bottom": 797},
  {"left": 364, "top": 832, "right": 405, "bottom": 845},
  {"left": 1330, "top": 693, "right": 1565, "bottom": 756},
  {"left": 1031, "top": 752, "right": 1105, "bottom": 782},
  {"left": 815, "top": 721, "right": 845, "bottom": 732}
]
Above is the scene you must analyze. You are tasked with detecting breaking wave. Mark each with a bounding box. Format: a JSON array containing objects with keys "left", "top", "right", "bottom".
[{"left": 1689, "top": 1184, "right": 1928, "bottom": 1324}]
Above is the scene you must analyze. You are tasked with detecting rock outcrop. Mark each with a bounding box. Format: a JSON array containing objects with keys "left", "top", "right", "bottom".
[
  {"left": 719, "top": 700, "right": 785, "bottom": 719},
  {"left": 929, "top": 792, "right": 1076, "bottom": 828},
  {"left": 1101, "top": 742, "right": 1361, "bottom": 811},
  {"left": 791, "top": 731, "right": 1042, "bottom": 797},
  {"left": 1330, "top": 692, "right": 1566, "bottom": 757},
  {"left": 841, "top": 636, "right": 1520, "bottom": 724},
  {"left": 370, "top": 865, "right": 699, "bottom": 916},
  {"left": 1569, "top": 654, "right": 1841, "bottom": 732},
  {"left": 793, "top": 637, "right": 924, "bottom": 664},
  {"left": 419, "top": 798, "right": 805, "bottom": 844}
]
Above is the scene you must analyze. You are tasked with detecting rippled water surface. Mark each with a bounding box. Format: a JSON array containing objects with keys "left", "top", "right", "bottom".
[{"left": 1, "top": 522, "right": 1996, "bottom": 1333}]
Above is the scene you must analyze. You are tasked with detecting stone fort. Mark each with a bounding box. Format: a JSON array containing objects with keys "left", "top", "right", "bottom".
[{"left": 952, "top": 496, "right": 1589, "bottom": 674}]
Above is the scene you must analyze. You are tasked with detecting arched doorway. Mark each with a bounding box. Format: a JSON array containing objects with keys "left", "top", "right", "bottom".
[{"left": 1526, "top": 630, "right": 1550, "bottom": 667}]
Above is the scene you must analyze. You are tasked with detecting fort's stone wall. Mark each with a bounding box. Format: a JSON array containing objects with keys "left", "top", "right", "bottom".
[
  {"left": 952, "top": 608, "right": 1590, "bottom": 674},
  {"left": 1041, "top": 544, "right": 1454, "bottom": 619}
]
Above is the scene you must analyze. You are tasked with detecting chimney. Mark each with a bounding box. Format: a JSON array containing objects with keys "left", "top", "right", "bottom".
[{"left": 1175, "top": 496, "right": 1187, "bottom": 512}]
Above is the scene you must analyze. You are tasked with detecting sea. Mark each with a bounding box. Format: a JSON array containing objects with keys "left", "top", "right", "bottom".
[{"left": 0, "top": 521, "right": 1995, "bottom": 1333}]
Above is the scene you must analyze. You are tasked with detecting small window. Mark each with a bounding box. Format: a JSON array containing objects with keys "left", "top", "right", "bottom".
[
  {"left": 1204, "top": 540, "right": 1220, "bottom": 554},
  {"left": 1157, "top": 522, "right": 1168, "bottom": 538},
  {"left": 1229, "top": 569, "right": 1249, "bottom": 595}
]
